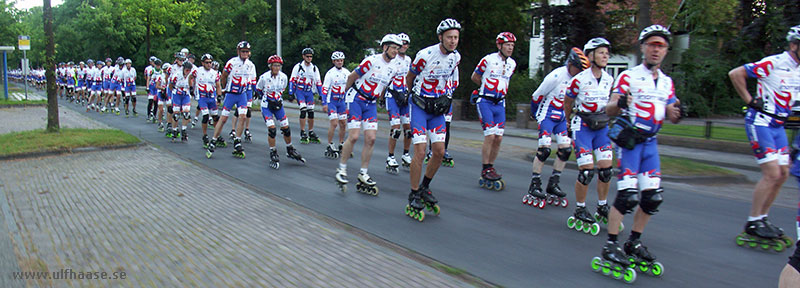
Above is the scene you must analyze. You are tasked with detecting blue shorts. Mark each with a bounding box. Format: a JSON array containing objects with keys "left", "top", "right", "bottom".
[
  {"left": 91, "top": 84, "right": 102, "bottom": 92},
  {"left": 617, "top": 137, "right": 661, "bottom": 191},
  {"left": 67, "top": 79, "right": 75, "bottom": 87},
  {"left": 125, "top": 84, "right": 136, "bottom": 94},
  {"left": 77, "top": 80, "right": 85, "bottom": 89},
  {"left": 296, "top": 90, "right": 315, "bottom": 109},
  {"left": 746, "top": 123, "right": 789, "bottom": 165},
  {"left": 386, "top": 96, "right": 410, "bottom": 126},
  {"left": 111, "top": 81, "right": 122, "bottom": 92},
  {"left": 476, "top": 98, "right": 506, "bottom": 136},
  {"left": 172, "top": 91, "right": 191, "bottom": 108},
  {"left": 222, "top": 92, "right": 248, "bottom": 115},
  {"left": 148, "top": 85, "right": 158, "bottom": 97},
  {"left": 158, "top": 89, "right": 169, "bottom": 102},
  {"left": 573, "top": 126, "right": 613, "bottom": 166},
  {"left": 409, "top": 101, "right": 446, "bottom": 145},
  {"left": 102, "top": 80, "right": 110, "bottom": 91},
  {"left": 537, "top": 118, "right": 569, "bottom": 146},
  {"left": 262, "top": 104, "right": 288, "bottom": 128},
  {"left": 328, "top": 98, "right": 347, "bottom": 120},
  {"left": 346, "top": 97, "right": 377, "bottom": 131},
  {"left": 198, "top": 97, "right": 217, "bottom": 112}
]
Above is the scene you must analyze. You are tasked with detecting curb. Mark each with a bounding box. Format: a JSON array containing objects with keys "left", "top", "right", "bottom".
[
  {"left": 0, "top": 103, "right": 47, "bottom": 109},
  {"left": 0, "top": 142, "right": 145, "bottom": 161}
]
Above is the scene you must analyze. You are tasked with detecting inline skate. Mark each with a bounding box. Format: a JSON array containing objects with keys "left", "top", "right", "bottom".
[
  {"left": 591, "top": 242, "right": 637, "bottom": 283},
  {"left": 405, "top": 190, "right": 425, "bottom": 221},
  {"left": 386, "top": 156, "right": 400, "bottom": 174},
  {"left": 624, "top": 239, "right": 664, "bottom": 277},
  {"left": 522, "top": 177, "right": 547, "bottom": 208},
  {"left": 244, "top": 129, "right": 252, "bottom": 143},
  {"left": 335, "top": 167, "right": 348, "bottom": 193},
  {"left": 286, "top": 146, "right": 306, "bottom": 164},
  {"left": 300, "top": 130, "right": 309, "bottom": 144},
  {"left": 269, "top": 149, "right": 280, "bottom": 169},
  {"left": 546, "top": 175, "right": 568, "bottom": 208},
  {"left": 356, "top": 173, "right": 379, "bottom": 196},
  {"left": 594, "top": 204, "right": 625, "bottom": 232},
  {"left": 567, "top": 206, "right": 600, "bottom": 235},
  {"left": 324, "top": 144, "right": 340, "bottom": 159},
  {"left": 401, "top": 153, "right": 412, "bottom": 168},
  {"left": 735, "top": 219, "right": 786, "bottom": 252},
  {"left": 308, "top": 130, "right": 321, "bottom": 144},
  {"left": 442, "top": 151, "right": 454, "bottom": 167},
  {"left": 232, "top": 138, "right": 245, "bottom": 158},
  {"left": 478, "top": 167, "right": 504, "bottom": 191}
]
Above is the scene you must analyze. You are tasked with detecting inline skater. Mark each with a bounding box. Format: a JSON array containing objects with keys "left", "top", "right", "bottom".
[
  {"left": 76, "top": 61, "right": 88, "bottom": 104},
  {"left": 165, "top": 52, "right": 186, "bottom": 137},
  {"left": 403, "top": 19, "right": 461, "bottom": 221},
  {"left": 289, "top": 47, "right": 323, "bottom": 144},
  {"left": 322, "top": 51, "right": 350, "bottom": 159},
  {"left": 591, "top": 25, "right": 683, "bottom": 283},
  {"left": 122, "top": 59, "right": 138, "bottom": 117},
  {"left": 257, "top": 55, "right": 306, "bottom": 169},
  {"left": 109, "top": 57, "right": 125, "bottom": 115},
  {"left": 66, "top": 62, "right": 76, "bottom": 102},
  {"left": 384, "top": 33, "right": 413, "bottom": 173},
  {"left": 781, "top": 128, "right": 800, "bottom": 287},
  {"left": 334, "top": 34, "right": 402, "bottom": 195},
  {"left": 522, "top": 47, "right": 589, "bottom": 209},
  {"left": 156, "top": 62, "right": 170, "bottom": 132},
  {"left": 206, "top": 41, "right": 256, "bottom": 159},
  {"left": 169, "top": 60, "right": 194, "bottom": 142},
  {"left": 562, "top": 37, "right": 615, "bottom": 236},
  {"left": 729, "top": 24, "right": 800, "bottom": 250},
  {"left": 86, "top": 59, "right": 102, "bottom": 112},
  {"left": 100, "top": 58, "right": 113, "bottom": 113},
  {"left": 471, "top": 32, "right": 516, "bottom": 190},
  {"left": 145, "top": 56, "right": 157, "bottom": 122},
  {"left": 189, "top": 54, "right": 222, "bottom": 147}
]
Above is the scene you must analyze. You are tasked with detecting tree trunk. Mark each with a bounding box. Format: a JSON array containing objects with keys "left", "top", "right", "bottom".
[
  {"left": 146, "top": 10, "right": 151, "bottom": 58},
  {"left": 44, "top": 0, "right": 59, "bottom": 132},
  {"left": 240, "top": 0, "right": 247, "bottom": 40},
  {"left": 542, "top": 0, "right": 552, "bottom": 73}
]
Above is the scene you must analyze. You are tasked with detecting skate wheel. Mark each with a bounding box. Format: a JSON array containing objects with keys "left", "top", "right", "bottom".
[
  {"left": 774, "top": 240, "right": 786, "bottom": 252},
  {"left": 760, "top": 242, "right": 770, "bottom": 250},
  {"left": 478, "top": 178, "right": 485, "bottom": 188},
  {"left": 574, "top": 219, "right": 583, "bottom": 231},
  {"left": 612, "top": 266, "right": 623, "bottom": 280},
  {"left": 735, "top": 235, "right": 745, "bottom": 246},
  {"left": 372, "top": 187, "right": 380, "bottom": 196},
  {"left": 619, "top": 222, "right": 624, "bottom": 232},
  {"left": 537, "top": 199, "right": 545, "bottom": 209},
  {"left": 546, "top": 197, "right": 553, "bottom": 205},
  {"left": 583, "top": 222, "right": 593, "bottom": 234},
  {"left": 591, "top": 257, "right": 603, "bottom": 272},
  {"left": 567, "top": 216, "right": 576, "bottom": 229},
  {"left": 428, "top": 204, "right": 440, "bottom": 216},
  {"left": 650, "top": 261, "right": 664, "bottom": 277},
  {"left": 206, "top": 151, "right": 212, "bottom": 159},
  {"left": 590, "top": 223, "right": 601, "bottom": 236},
  {"left": 561, "top": 198, "right": 569, "bottom": 208},
  {"left": 601, "top": 261, "right": 612, "bottom": 275},
  {"left": 623, "top": 267, "right": 637, "bottom": 283},
  {"left": 417, "top": 210, "right": 425, "bottom": 221},
  {"left": 493, "top": 180, "right": 504, "bottom": 191},
  {"left": 522, "top": 195, "right": 531, "bottom": 205},
  {"left": 782, "top": 236, "right": 794, "bottom": 247}
]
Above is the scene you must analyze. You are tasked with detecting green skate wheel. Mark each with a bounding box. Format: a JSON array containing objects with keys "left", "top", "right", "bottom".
[
  {"left": 760, "top": 242, "right": 770, "bottom": 250},
  {"left": 567, "top": 216, "right": 576, "bottom": 229},
  {"left": 429, "top": 204, "right": 440, "bottom": 216},
  {"left": 612, "top": 266, "right": 623, "bottom": 279},
  {"left": 774, "top": 241, "right": 785, "bottom": 252},
  {"left": 638, "top": 261, "right": 649, "bottom": 273},
  {"left": 782, "top": 236, "right": 794, "bottom": 247},
  {"left": 735, "top": 235, "right": 745, "bottom": 246},
  {"left": 205, "top": 151, "right": 212, "bottom": 158},
  {"left": 623, "top": 267, "right": 637, "bottom": 283},
  {"left": 583, "top": 223, "right": 592, "bottom": 233},
  {"left": 590, "top": 223, "right": 600, "bottom": 236},
  {"left": 591, "top": 257, "right": 602, "bottom": 272},
  {"left": 601, "top": 261, "right": 611, "bottom": 275},
  {"left": 575, "top": 220, "right": 583, "bottom": 231},
  {"left": 416, "top": 210, "right": 425, "bottom": 221},
  {"left": 405, "top": 205, "right": 411, "bottom": 215},
  {"left": 651, "top": 261, "right": 664, "bottom": 277}
]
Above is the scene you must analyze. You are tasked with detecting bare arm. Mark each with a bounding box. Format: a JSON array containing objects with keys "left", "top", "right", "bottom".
[
  {"left": 605, "top": 92, "right": 630, "bottom": 117},
  {"left": 667, "top": 101, "right": 682, "bottom": 124},
  {"left": 344, "top": 70, "right": 359, "bottom": 92},
  {"left": 220, "top": 70, "right": 229, "bottom": 92},
  {"left": 405, "top": 71, "right": 417, "bottom": 91},
  {"left": 563, "top": 96, "right": 575, "bottom": 122},
  {"left": 470, "top": 71, "right": 481, "bottom": 85},
  {"left": 728, "top": 66, "right": 753, "bottom": 104}
]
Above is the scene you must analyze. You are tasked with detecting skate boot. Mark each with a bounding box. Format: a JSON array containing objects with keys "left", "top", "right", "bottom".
[
  {"left": 171, "top": 128, "right": 179, "bottom": 142},
  {"left": 763, "top": 217, "right": 794, "bottom": 248},
  {"left": 215, "top": 136, "right": 227, "bottom": 148},
  {"left": 192, "top": 116, "right": 198, "bottom": 128},
  {"left": 324, "top": 144, "right": 340, "bottom": 159},
  {"left": 100, "top": 106, "right": 107, "bottom": 114},
  {"left": 356, "top": 173, "right": 379, "bottom": 196},
  {"left": 442, "top": 151, "right": 454, "bottom": 167},
  {"left": 591, "top": 242, "right": 637, "bottom": 283},
  {"left": 423, "top": 150, "right": 432, "bottom": 164},
  {"left": 158, "top": 123, "right": 165, "bottom": 132},
  {"left": 115, "top": 108, "right": 120, "bottom": 115},
  {"left": 180, "top": 129, "right": 188, "bottom": 142},
  {"left": 300, "top": 130, "right": 309, "bottom": 144},
  {"left": 308, "top": 130, "right": 321, "bottom": 144},
  {"left": 546, "top": 175, "right": 568, "bottom": 208},
  {"left": 202, "top": 135, "right": 210, "bottom": 148},
  {"left": 165, "top": 125, "right": 173, "bottom": 138},
  {"left": 244, "top": 129, "right": 252, "bottom": 143},
  {"left": 205, "top": 139, "right": 216, "bottom": 158},
  {"left": 479, "top": 167, "right": 504, "bottom": 190},
  {"left": 132, "top": 110, "right": 138, "bottom": 117},
  {"left": 86, "top": 104, "right": 93, "bottom": 112},
  {"left": 125, "top": 109, "right": 130, "bottom": 117},
  {"left": 418, "top": 186, "right": 440, "bottom": 216},
  {"left": 523, "top": 177, "right": 547, "bottom": 208},
  {"left": 405, "top": 190, "right": 426, "bottom": 221},
  {"left": 624, "top": 239, "right": 664, "bottom": 276},
  {"left": 286, "top": 146, "right": 306, "bottom": 164},
  {"left": 401, "top": 153, "right": 412, "bottom": 168},
  {"left": 386, "top": 156, "right": 400, "bottom": 174},
  {"left": 567, "top": 206, "right": 600, "bottom": 235},
  {"left": 736, "top": 219, "right": 786, "bottom": 252},
  {"left": 594, "top": 204, "right": 625, "bottom": 231},
  {"left": 208, "top": 116, "right": 215, "bottom": 126},
  {"left": 232, "top": 138, "right": 245, "bottom": 158},
  {"left": 228, "top": 130, "right": 236, "bottom": 141},
  {"left": 335, "top": 167, "right": 348, "bottom": 193},
  {"left": 269, "top": 149, "right": 280, "bottom": 169}
]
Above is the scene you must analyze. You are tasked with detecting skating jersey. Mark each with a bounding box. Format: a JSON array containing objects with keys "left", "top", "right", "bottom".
[
  {"left": 112, "top": 66, "right": 124, "bottom": 83},
  {"left": 101, "top": 66, "right": 112, "bottom": 81},
  {"left": 349, "top": 54, "right": 397, "bottom": 102},
  {"left": 613, "top": 64, "right": 677, "bottom": 135},
  {"left": 170, "top": 68, "right": 191, "bottom": 93},
  {"left": 532, "top": 66, "right": 573, "bottom": 122},
  {"left": 388, "top": 54, "right": 412, "bottom": 94},
  {"left": 66, "top": 68, "right": 76, "bottom": 82},
  {"left": 88, "top": 67, "right": 102, "bottom": 85},
  {"left": 223, "top": 57, "right": 256, "bottom": 94},
  {"left": 743, "top": 51, "right": 800, "bottom": 127},
  {"left": 289, "top": 62, "right": 322, "bottom": 95},
  {"left": 192, "top": 68, "right": 220, "bottom": 98},
  {"left": 122, "top": 67, "right": 136, "bottom": 86},
  {"left": 77, "top": 67, "right": 87, "bottom": 82},
  {"left": 322, "top": 67, "right": 350, "bottom": 103},
  {"left": 149, "top": 69, "right": 165, "bottom": 89},
  {"left": 144, "top": 66, "right": 154, "bottom": 85},
  {"left": 565, "top": 68, "right": 613, "bottom": 113},
  {"left": 474, "top": 52, "right": 516, "bottom": 99},
  {"left": 256, "top": 71, "right": 288, "bottom": 103},
  {"left": 409, "top": 44, "right": 460, "bottom": 98}
]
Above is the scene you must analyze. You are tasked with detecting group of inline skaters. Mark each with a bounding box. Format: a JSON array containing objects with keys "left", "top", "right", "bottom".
[
  {"left": 18, "top": 17, "right": 800, "bottom": 284},
  {"left": 7, "top": 67, "right": 46, "bottom": 90}
]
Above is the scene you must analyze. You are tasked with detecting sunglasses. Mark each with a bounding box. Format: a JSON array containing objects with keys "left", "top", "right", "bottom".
[{"left": 203, "top": 61, "right": 213, "bottom": 64}]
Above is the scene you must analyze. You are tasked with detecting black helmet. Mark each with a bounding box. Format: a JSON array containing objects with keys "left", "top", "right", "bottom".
[
  {"left": 154, "top": 59, "right": 163, "bottom": 66},
  {"left": 237, "top": 41, "right": 251, "bottom": 50},
  {"left": 201, "top": 54, "right": 213, "bottom": 61},
  {"left": 182, "top": 60, "right": 193, "bottom": 70}
]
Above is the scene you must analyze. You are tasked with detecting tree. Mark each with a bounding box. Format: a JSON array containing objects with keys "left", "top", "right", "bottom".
[{"left": 44, "top": 0, "right": 58, "bottom": 132}]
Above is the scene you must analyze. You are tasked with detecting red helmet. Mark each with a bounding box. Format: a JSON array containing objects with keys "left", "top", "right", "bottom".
[
  {"left": 268, "top": 55, "right": 283, "bottom": 65},
  {"left": 496, "top": 32, "right": 516, "bottom": 44}
]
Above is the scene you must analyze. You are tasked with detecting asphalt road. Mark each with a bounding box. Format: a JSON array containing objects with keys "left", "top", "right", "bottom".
[{"left": 63, "top": 98, "right": 796, "bottom": 287}]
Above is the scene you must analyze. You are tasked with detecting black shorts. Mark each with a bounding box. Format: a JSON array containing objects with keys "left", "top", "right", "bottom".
[{"left": 790, "top": 241, "right": 800, "bottom": 272}]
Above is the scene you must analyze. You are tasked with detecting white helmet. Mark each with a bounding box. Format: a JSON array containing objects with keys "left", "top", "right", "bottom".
[
  {"left": 787, "top": 25, "right": 800, "bottom": 43},
  {"left": 638, "top": 25, "right": 671, "bottom": 44},
  {"left": 180, "top": 48, "right": 189, "bottom": 54},
  {"left": 381, "top": 34, "right": 403, "bottom": 47},
  {"left": 437, "top": 18, "right": 462, "bottom": 35},
  {"left": 331, "top": 51, "right": 345, "bottom": 60},
  {"left": 125, "top": 59, "right": 132, "bottom": 64},
  {"left": 161, "top": 63, "right": 170, "bottom": 70},
  {"left": 397, "top": 33, "right": 410, "bottom": 44},
  {"left": 583, "top": 37, "right": 611, "bottom": 53}
]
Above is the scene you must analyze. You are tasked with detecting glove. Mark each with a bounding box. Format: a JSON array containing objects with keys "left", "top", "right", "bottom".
[
  {"left": 617, "top": 93, "right": 629, "bottom": 110},
  {"left": 286, "top": 93, "right": 296, "bottom": 102},
  {"left": 748, "top": 97, "right": 763, "bottom": 111},
  {"left": 470, "top": 90, "right": 479, "bottom": 105}
]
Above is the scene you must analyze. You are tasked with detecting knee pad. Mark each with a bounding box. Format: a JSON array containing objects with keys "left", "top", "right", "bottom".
[
  {"left": 639, "top": 188, "right": 664, "bottom": 215},
  {"left": 536, "top": 147, "right": 551, "bottom": 162},
  {"left": 268, "top": 127, "right": 277, "bottom": 138},
  {"left": 307, "top": 110, "right": 314, "bottom": 119},
  {"left": 233, "top": 109, "right": 239, "bottom": 117},
  {"left": 598, "top": 167, "right": 613, "bottom": 183},
  {"left": 281, "top": 127, "right": 291, "bottom": 137},
  {"left": 299, "top": 108, "right": 307, "bottom": 119},
  {"left": 577, "top": 169, "right": 595, "bottom": 185},
  {"left": 172, "top": 113, "right": 180, "bottom": 121},
  {"left": 557, "top": 147, "right": 572, "bottom": 162},
  {"left": 613, "top": 188, "right": 640, "bottom": 215},
  {"left": 182, "top": 112, "right": 191, "bottom": 120},
  {"left": 391, "top": 128, "right": 402, "bottom": 139},
  {"left": 131, "top": 96, "right": 136, "bottom": 103},
  {"left": 404, "top": 129, "right": 412, "bottom": 139},
  {"left": 202, "top": 114, "right": 209, "bottom": 124},
  {"left": 246, "top": 109, "right": 251, "bottom": 118}
]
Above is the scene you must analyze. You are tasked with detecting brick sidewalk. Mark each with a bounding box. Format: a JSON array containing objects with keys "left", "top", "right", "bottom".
[{"left": 0, "top": 147, "right": 472, "bottom": 287}]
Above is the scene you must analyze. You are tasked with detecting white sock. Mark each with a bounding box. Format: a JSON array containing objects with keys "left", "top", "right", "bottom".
[
  {"left": 338, "top": 163, "right": 347, "bottom": 170},
  {"left": 598, "top": 200, "right": 607, "bottom": 206},
  {"left": 577, "top": 202, "right": 586, "bottom": 207},
  {"left": 360, "top": 168, "right": 368, "bottom": 175},
  {"left": 747, "top": 216, "right": 763, "bottom": 222}
]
